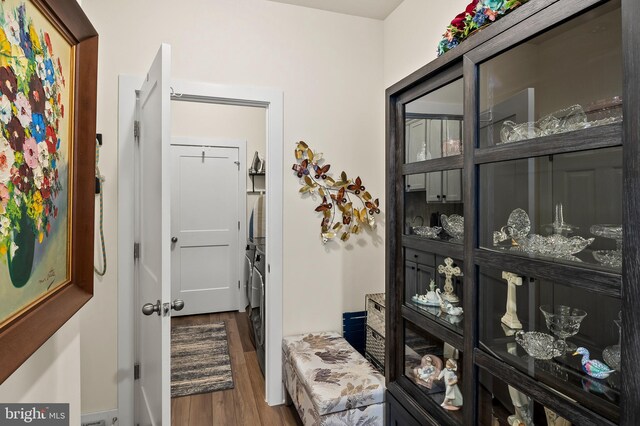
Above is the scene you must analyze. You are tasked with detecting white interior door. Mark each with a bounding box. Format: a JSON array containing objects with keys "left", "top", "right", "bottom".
[
  {"left": 170, "top": 143, "right": 241, "bottom": 315},
  {"left": 135, "top": 43, "right": 172, "bottom": 426}
]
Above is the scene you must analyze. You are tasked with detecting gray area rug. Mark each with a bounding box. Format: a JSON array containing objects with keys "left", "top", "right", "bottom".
[{"left": 171, "top": 322, "right": 234, "bottom": 398}]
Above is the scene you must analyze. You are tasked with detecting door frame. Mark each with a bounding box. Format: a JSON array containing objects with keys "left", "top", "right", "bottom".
[
  {"left": 118, "top": 75, "right": 284, "bottom": 426},
  {"left": 170, "top": 138, "right": 248, "bottom": 313}
]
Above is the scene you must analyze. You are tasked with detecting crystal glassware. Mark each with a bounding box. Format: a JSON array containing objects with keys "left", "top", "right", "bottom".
[
  {"left": 412, "top": 226, "right": 442, "bottom": 239},
  {"left": 515, "top": 331, "right": 563, "bottom": 360},
  {"left": 603, "top": 312, "right": 622, "bottom": 371},
  {"left": 539, "top": 305, "right": 587, "bottom": 353},
  {"left": 441, "top": 214, "right": 464, "bottom": 241},
  {"left": 514, "top": 234, "right": 594, "bottom": 257}
]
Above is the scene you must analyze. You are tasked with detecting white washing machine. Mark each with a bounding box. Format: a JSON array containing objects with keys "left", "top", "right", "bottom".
[
  {"left": 251, "top": 246, "right": 266, "bottom": 374},
  {"left": 244, "top": 242, "right": 256, "bottom": 305}
]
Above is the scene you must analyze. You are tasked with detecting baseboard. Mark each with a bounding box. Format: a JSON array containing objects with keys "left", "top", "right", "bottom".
[{"left": 81, "top": 409, "right": 119, "bottom": 426}]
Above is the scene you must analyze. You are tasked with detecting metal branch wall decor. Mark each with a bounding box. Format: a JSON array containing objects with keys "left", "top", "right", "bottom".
[{"left": 292, "top": 141, "right": 380, "bottom": 244}]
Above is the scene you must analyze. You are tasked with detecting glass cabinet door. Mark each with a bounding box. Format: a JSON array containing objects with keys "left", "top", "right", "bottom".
[
  {"left": 479, "top": 265, "right": 621, "bottom": 421},
  {"left": 478, "top": 0, "right": 622, "bottom": 148},
  {"left": 403, "top": 320, "right": 465, "bottom": 425}
]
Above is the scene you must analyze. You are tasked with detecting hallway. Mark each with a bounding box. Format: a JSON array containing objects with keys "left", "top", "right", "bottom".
[{"left": 171, "top": 312, "right": 301, "bottom": 425}]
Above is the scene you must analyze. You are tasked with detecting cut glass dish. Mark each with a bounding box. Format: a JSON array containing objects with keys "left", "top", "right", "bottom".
[
  {"left": 507, "top": 208, "right": 531, "bottom": 239},
  {"left": 514, "top": 234, "right": 594, "bottom": 257},
  {"left": 412, "top": 226, "right": 442, "bottom": 239},
  {"left": 441, "top": 214, "right": 464, "bottom": 240}
]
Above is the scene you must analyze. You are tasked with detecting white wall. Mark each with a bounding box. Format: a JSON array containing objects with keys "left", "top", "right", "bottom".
[
  {"left": 80, "top": 0, "right": 385, "bottom": 413},
  {"left": 0, "top": 317, "right": 81, "bottom": 425},
  {"left": 384, "top": 0, "right": 469, "bottom": 88}
]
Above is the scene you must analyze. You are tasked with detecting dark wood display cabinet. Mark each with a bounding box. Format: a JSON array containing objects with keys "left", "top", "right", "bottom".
[{"left": 385, "top": 0, "right": 640, "bottom": 424}]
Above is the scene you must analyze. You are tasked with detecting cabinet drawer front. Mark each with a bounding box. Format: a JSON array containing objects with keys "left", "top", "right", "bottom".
[{"left": 405, "top": 248, "right": 435, "bottom": 266}]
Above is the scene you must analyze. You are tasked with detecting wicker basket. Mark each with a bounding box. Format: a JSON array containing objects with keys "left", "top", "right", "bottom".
[
  {"left": 365, "top": 325, "right": 385, "bottom": 367},
  {"left": 366, "top": 293, "right": 386, "bottom": 337}
]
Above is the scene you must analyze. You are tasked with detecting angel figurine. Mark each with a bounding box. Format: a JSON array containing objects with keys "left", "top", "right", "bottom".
[
  {"left": 412, "top": 354, "right": 442, "bottom": 389},
  {"left": 437, "top": 359, "right": 463, "bottom": 411}
]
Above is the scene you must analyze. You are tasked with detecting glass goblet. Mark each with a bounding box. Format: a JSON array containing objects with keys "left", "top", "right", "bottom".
[{"left": 539, "top": 305, "right": 587, "bottom": 353}]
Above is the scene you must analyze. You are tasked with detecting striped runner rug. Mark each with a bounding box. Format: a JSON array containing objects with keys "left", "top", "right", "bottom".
[{"left": 171, "top": 322, "right": 234, "bottom": 398}]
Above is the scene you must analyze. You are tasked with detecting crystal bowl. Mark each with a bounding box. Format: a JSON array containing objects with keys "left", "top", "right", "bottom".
[
  {"left": 592, "top": 250, "right": 622, "bottom": 268},
  {"left": 441, "top": 214, "right": 464, "bottom": 240},
  {"left": 540, "top": 305, "right": 587, "bottom": 352},
  {"left": 590, "top": 224, "right": 622, "bottom": 241},
  {"left": 514, "top": 234, "right": 594, "bottom": 257},
  {"left": 412, "top": 226, "right": 441, "bottom": 239},
  {"left": 515, "top": 331, "right": 562, "bottom": 360}
]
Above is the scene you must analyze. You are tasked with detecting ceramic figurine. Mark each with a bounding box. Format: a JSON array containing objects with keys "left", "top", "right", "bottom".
[
  {"left": 411, "top": 279, "right": 440, "bottom": 307},
  {"left": 412, "top": 354, "right": 442, "bottom": 389},
  {"left": 501, "top": 271, "right": 523, "bottom": 329},
  {"left": 573, "top": 347, "right": 615, "bottom": 379},
  {"left": 437, "top": 359, "right": 463, "bottom": 410},
  {"left": 544, "top": 407, "right": 572, "bottom": 426},
  {"left": 436, "top": 289, "right": 463, "bottom": 316},
  {"left": 437, "top": 257, "right": 463, "bottom": 304}
]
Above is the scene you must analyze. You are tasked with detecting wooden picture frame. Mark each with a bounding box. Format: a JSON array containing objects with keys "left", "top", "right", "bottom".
[{"left": 0, "top": 0, "right": 97, "bottom": 383}]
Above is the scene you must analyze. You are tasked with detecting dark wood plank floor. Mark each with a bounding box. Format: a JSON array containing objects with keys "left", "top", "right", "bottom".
[{"left": 171, "top": 311, "right": 302, "bottom": 426}]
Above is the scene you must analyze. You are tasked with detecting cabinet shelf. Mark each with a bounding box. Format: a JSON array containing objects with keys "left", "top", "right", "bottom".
[
  {"left": 403, "top": 235, "right": 464, "bottom": 260},
  {"left": 397, "top": 375, "right": 464, "bottom": 425},
  {"left": 404, "top": 301, "right": 464, "bottom": 338},
  {"left": 475, "top": 349, "right": 618, "bottom": 425},
  {"left": 402, "top": 306, "right": 464, "bottom": 350},
  {"left": 402, "top": 155, "right": 463, "bottom": 175},
  {"left": 474, "top": 122, "right": 622, "bottom": 165},
  {"left": 474, "top": 249, "right": 621, "bottom": 298}
]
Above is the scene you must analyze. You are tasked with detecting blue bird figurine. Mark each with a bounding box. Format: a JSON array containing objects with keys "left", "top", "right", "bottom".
[{"left": 573, "top": 347, "right": 615, "bottom": 379}]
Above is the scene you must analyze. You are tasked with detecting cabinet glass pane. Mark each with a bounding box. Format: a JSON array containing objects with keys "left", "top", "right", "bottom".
[
  {"left": 405, "top": 170, "right": 464, "bottom": 241},
  {"left": 479, "top": 266, "right": 621, "bottom": 421},
  {"left": 404, "top": 248, "right": 464, "bottom": 335},
  {"left": 405, "top": 79, "right": 463, "bottom": 162},
  {"left": 478, "top": 369, "right": 569, "bottom": 426},
  {"left": 404, "top": 321, "right": 464, "bottom": 424},
  {"left": 479, "top": 0, "right": 622, "bottom": 148},
  {"left": 479, "top": 147, "right": 622, "bottom": 272}
]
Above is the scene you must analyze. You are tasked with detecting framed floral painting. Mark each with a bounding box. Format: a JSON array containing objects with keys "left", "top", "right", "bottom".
[{"left": 0, "top": 0, "right": 97, "bottom": 383}]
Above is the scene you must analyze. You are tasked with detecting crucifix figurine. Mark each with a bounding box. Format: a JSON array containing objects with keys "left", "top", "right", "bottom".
[
  {"left": 438, "top": 257, "right": 462, "bottom": 304},
  {"left": 501, "top": 271, "right": 523, "bottom": 330}
]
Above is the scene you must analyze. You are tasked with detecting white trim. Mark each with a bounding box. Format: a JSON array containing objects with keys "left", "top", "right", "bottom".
[
  {"left": 118, "top": 76, "right": 285, "bottom": 426},
  {"left": 169, "top": 137, "right": 248, "bottom": 312},
  {"left": 117, "top": 75, "right": 143, "bottom": 426},
  {"left": 81, "top": 409, "right": 119, "bottom": 426}
]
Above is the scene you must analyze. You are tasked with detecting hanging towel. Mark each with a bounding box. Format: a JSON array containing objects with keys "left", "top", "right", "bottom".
[{"left": 252, "top": 195, "right": 266, "bottom": 239}]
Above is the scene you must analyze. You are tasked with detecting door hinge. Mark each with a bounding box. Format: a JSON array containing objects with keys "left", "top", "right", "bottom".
[
  {"left": 134, "top": 120, "right": 140, "bottom": 141},
  {"left": 238, "top": 280, "right": 241, "bottom": 289},
  {"left": 133, "top": 242, "right": 140, "bottom": 260},
  {"left": 238, "top": 221, "right": 240, "bottom": 231},
  {"left": 134, "top": 363, "right": 140, "bottom": 380}
]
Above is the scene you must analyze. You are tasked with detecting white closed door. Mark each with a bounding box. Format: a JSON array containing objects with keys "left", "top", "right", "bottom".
[
  {"left": 170, "top": 143, "right": 241, "bottom": 315},
  {"left": 135, "top": 43, "right": 172, "bottom": 426}
]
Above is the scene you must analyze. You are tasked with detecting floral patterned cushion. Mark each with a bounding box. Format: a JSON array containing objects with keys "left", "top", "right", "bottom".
[{"left": 283, "top": 332, "right": 386, "bottom": 416}]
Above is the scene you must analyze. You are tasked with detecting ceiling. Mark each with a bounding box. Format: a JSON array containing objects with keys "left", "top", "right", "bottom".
[{"left": 266, "top": 0, "right": 404, "bottom": 20}]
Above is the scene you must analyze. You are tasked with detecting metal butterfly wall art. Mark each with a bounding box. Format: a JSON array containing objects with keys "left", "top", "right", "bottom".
[{"left": 292, "top": 141, "right": 381, "bottom": 244}]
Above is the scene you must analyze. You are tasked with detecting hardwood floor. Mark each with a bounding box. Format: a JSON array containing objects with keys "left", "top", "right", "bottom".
[{"left": 171, "top": 311, "right": 302, "bottom": 426}]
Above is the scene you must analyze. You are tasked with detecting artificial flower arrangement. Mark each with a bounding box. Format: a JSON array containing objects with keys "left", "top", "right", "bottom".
[
  {"left": 292, "top": 141, "right": 380, "bottom": 244},
  {"left": 0, "top": 4, "right": 66, "bottom": 262},
  {"left": 438, "top": 0, "right": 529, "bottom": 56}
]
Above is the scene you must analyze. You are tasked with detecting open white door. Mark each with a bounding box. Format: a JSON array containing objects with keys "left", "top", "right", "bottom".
[{"left": 135, "top": 43, "right": 173, "bottom": 426}]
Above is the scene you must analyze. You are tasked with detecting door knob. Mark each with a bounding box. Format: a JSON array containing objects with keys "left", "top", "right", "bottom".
[
  {"left": 171, "top": 299, "right": 185, "bottom": 311},
  {"left": 142, "top": 300, "right": 162, "bottom": 316},
  {"left": 171, "top": 237, "right": 178, "bottom": 243}
]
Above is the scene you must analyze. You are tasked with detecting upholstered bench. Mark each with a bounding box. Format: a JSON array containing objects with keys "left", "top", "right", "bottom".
[{"left": 283, "top": 331, "right": 386, "bottom": 425}]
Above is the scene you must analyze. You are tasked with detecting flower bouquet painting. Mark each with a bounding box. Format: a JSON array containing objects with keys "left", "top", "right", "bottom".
[{"left": 0, "top": 1, "right": 72, "bottom": 325}]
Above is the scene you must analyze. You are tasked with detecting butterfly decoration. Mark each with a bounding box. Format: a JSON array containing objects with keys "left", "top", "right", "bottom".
[{"left": 292, "top": 140, "right": 381, "bottom": 244}]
